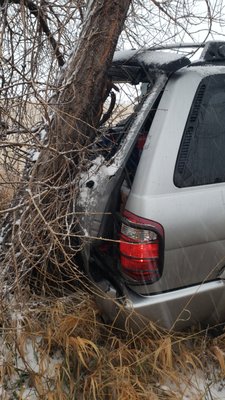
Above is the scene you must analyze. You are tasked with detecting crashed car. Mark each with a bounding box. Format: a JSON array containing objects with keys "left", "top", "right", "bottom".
[{"left": 78, "top": 41, "right": 225, "bottom": 331}]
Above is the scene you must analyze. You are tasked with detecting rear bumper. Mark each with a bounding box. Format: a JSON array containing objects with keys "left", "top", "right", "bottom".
[{"left": 96, "top": 279, "right": 225, "bottom": 331}]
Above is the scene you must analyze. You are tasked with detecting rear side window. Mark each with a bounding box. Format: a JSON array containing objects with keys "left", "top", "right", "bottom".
[{"left": 174, "top": 74, "right": 225, "bottom": 187}]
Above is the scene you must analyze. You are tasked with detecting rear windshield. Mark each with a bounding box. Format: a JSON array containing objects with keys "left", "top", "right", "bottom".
[{"left": 174, "top": 74, "right": 225, "bottom": 187}]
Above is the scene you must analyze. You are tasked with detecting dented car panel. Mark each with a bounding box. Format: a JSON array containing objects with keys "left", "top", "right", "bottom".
[{"left": 78, "top": 74, "right": 167, "bottom": 276}]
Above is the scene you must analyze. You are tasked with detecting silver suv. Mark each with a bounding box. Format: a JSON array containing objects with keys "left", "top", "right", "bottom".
[{"left": 78, "top": 41, "right": 225, "bottom": 331}]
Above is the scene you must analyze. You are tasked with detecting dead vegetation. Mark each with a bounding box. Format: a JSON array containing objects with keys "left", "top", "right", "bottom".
[
  {"left": 1, "top": 290, "right": 225, "bottom": 400},
  {"left": 0, "top": 170, "right": 17, "bottom": 213}
]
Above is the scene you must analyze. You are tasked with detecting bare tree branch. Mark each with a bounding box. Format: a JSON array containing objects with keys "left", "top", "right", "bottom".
[{"left": 0, "top": 0, "right": 65, "bottom": 67}]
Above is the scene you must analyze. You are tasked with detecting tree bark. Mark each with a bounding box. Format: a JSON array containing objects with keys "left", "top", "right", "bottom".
[{"left": 1, "top": 0, "right": 132, "bottom": 294}]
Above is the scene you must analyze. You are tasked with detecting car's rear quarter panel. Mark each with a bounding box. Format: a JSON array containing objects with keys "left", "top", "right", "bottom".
[{"left": 126, "top": 66, "right": 225, "bottom": 294}]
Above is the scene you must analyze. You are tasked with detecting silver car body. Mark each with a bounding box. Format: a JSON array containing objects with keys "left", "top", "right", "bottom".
[
  {"left": 79, "top": 42, "right": 225, "bottom": 331},
  {"left": 127, "top": 65, "right": 225, "bottom": 294}
]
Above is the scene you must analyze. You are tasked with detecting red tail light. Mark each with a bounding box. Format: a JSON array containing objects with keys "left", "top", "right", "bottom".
[{"left": 119, "top": 210, "right": 164, "bottom": 284}]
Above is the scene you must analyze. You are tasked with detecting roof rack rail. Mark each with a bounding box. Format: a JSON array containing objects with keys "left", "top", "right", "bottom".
[
  {"left": 147, "top": 41, "right": 225, "bottom": 62},
  {"left": 146, "top": 41, "right": 225, "bottom": 64},
  {"left": 147, "top": 43, "right": 205, "bottom": 51}
]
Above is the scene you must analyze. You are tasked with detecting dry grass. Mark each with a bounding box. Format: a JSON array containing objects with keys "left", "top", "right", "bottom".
[
  {"left": 0, "top": 291, "right": 225, "bottom": 400},
  {"left": 0, "top": 169, "right": 16, "bottom": 213}
]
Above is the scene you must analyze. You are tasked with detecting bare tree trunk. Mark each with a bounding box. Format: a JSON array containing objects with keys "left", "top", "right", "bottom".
[{"left": 1, "top": 0, "right": 131, "bottom": 294}]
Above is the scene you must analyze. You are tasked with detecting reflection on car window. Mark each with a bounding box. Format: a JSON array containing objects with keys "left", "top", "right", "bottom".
[{"left": 174, "top": 74, "right": 225, "bottom": 187}]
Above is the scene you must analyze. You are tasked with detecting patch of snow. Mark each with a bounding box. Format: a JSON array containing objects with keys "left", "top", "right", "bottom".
[
  {"left": 16, "top": 338, "right": 60, "bottom": 375},
  {"left": 39, "top": 128, "right": 47, "bottom": 141},
  {"left": 113, "top": 49, "right": 140, "bottom": 62},
  {"left": 138, "top": 50, "right": 185, "bottom": 66},
  {"left": 0, "top": 332, "right": 64, "bottom": 399},
  {"left": 78, "top": 185, "right": 89, "bottom": 208},
  {"left": 113, "top": 49, "right": 185, "bottom": 66},
  {"left": 189, "top": 64, "right": 225, "bottom": 77},
  {"left": 19, "top": 387, "right": 38, "bottom": 400},
  {"left": 30, "top": 150, "right": 40, "bottom": 162},
  {"left": 78, "top": 155, "right": 118, "bottom": 208},
  {"left": 162, "top": 368, "right": 225, "bottom": 399}
]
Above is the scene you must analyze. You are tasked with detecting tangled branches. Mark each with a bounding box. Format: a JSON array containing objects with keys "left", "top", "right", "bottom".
[{"left": 0, "top": 0, "right": 224, "bottom": 297}]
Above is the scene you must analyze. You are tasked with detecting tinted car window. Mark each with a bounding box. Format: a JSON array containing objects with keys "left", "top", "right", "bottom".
[{"left": 174, "top": 74, "right": 225, "bottom": 187}]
